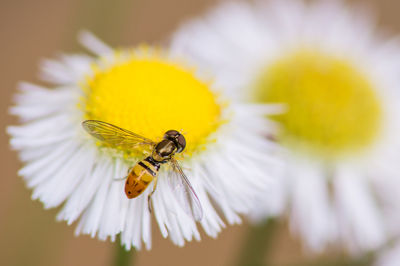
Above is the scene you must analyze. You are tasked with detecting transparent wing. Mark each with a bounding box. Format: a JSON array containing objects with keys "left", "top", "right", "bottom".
[
  {"left": 82, "top": 120, "right": 156, "bottom": 150},
  {"left": 168, "top": 158, "right": 203, "bottom": 221}
]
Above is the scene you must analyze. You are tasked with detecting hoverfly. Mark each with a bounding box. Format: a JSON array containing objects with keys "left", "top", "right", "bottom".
[{"left": 82, "top": 120, "right": 203, "bottom": 221}]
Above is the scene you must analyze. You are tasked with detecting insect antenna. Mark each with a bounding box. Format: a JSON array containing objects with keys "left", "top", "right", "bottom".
[{"left": 179, "top": 128, "right": 188, "bottom": 135}]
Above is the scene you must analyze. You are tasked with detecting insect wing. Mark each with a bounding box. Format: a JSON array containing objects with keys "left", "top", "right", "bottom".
[
  {"left": 82, "top": 120, "right": 156, "bottom": 150},
  {"left": 168, "top": 158, "right": 203, "bottom": 221}
]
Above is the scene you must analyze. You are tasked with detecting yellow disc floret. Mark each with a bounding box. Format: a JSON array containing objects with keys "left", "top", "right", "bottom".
[
  {"left": 82, "top": 48, "right": 222, "bottom": 157},
  {"left": 255, "top": 49, "right": 382, "bottom": 159}
]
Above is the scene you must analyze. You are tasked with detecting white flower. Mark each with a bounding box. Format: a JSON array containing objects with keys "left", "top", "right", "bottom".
[
  {"left": 7, "top": 31, "right": 280, "bottom": 250},
  {"left": 376, "top": 242, "right": 400, "bottom": 266},
  {"left": 171, "top": 0, "right": 400, "bottom": 254}
]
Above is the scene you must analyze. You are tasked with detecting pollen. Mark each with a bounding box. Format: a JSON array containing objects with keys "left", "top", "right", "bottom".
[
  {"left": 82, "top": 48, "right": 222, "bottom": 157},
  {"left": 255, "top": 49, "right": 382, "bottom": 159}
]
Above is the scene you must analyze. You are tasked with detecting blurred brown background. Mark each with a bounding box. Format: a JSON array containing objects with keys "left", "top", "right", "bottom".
[{"left": 1, "top": 0, "right": 399, "bottom": 265}]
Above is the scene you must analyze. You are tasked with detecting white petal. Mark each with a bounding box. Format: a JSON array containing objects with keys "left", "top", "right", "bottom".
[
  {"left": 333, "top": 165, "right": 386, "bottom": 252},
  {"left": 289, "top": 160, "right": 336, "bottom": 251}
]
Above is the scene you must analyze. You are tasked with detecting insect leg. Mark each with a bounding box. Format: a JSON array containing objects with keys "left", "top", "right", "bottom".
[
  {"left": 113, "top": 176, "right": 128, "bottom": 181},
  {"left": 112, "top": 166, "right": 133, "bottom": 181},
  {"left": 126, "top": 166, "right": 133, "bottom": 174},
  {"left": 147, "top": 176, "right": 159, "bottom": 214}
]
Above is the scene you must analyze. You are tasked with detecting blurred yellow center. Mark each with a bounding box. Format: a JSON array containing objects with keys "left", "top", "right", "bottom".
[
  {"left": 83, "top": 49, "right": 222, "bottom": 157},
  {"left": 256, "top": 50, "right": 382, "bottom": 159}
]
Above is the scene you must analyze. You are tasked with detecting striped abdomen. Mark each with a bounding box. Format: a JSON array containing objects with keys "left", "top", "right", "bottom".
[{"left": 125, "top": 157, "right": 160, "bottom": 199}]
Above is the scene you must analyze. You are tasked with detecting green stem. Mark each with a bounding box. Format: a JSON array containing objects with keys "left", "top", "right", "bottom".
[
  {"left": 292, "top": 254, "right": 374, "bottom": 266},
  {"left": 113, "top": 237, "right": 135, "bottom": 266},
  {"left": 235, "top": 219, "right": 278, "bottom": 266}
]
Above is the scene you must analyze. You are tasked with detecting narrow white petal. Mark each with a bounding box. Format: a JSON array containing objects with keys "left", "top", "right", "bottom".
[
  {"left": 289, "top": 160, "right": 336, "bottom": 251},
  {"left": 333, "top": 165, "right": 386, "bottom": 252},
  {"left": 375, "top": 243, "right": 400, "bottom": 266},
  {"left": 78, "top": 30, "right": 113, "bottom": 56}
]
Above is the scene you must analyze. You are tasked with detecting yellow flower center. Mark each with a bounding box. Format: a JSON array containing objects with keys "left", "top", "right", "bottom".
[
  {"left": 82, "top": 49, "right": 222, "bottom": 158},
  {"left": 255, "top": 49, "right": 382, "bottom": 159}
]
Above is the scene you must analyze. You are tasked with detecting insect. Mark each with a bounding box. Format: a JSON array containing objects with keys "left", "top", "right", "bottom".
[{"left": 82, "top": 120, "right": 203, "bottom": 221}]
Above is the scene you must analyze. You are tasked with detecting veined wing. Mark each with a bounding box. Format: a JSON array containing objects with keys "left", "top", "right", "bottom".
[
  {"left": 168, "top": 158, "right": 203, "bottom": 221},
  {"left": 82, "top": 120, "right": 156, "bottom": 150}
]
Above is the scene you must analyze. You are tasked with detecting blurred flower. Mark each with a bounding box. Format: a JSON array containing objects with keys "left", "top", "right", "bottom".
[
  {"left": 376, "top": 242, "right": 400, "bottom": 266},
  {"left": 171, "top": 0, "right": 400, "bottom": 254},
  {"left": 7, "top": 32, "right": 280, "bottom": 249}
]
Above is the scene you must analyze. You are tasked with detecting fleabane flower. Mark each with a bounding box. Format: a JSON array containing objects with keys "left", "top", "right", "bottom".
[
  {"left": 376, "top": 242, "right": 400, "bottom": 266},
  {"left": 7, "top": 32, "right": 280, "bottom": 249},
  {"left": 171, "top": 0, "right": 400, "bottom": 254}
]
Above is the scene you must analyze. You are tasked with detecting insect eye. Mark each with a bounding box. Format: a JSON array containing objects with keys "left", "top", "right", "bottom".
[
  {"left": 163, "top": 130, "right": 186, "bottom": 153},
  {"left": 164, "top": 130, "right": 179, "bottom": 139},
  {"left": 176, "top": 134, "right": 186, "bottom": 153}
]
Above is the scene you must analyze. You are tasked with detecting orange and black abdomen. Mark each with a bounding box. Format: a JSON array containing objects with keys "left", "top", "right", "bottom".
[{"left": 125, "top": 158, "right": 160, "bottom": 198}]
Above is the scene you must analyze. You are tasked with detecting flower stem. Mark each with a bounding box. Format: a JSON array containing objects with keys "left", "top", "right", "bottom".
[
  {"left": 235, "top": 219, "right": 277, "bottom": 266},
  {"left": 293, "top": 254, "right": 374, "bottom": 266},
  {"left": 114, "top": 237, "right": 135, "bottom": 266}
]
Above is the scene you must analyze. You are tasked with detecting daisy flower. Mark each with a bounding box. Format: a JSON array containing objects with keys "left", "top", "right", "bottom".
[
  {"left": 7, "top": 31, "right": 280, "bottom": 250},
  {"left": 171, "top": 0, "right": 400, "bottom": 254},
  {"left": 376, "top": 241, "right": 400, "bottom": 266}
]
